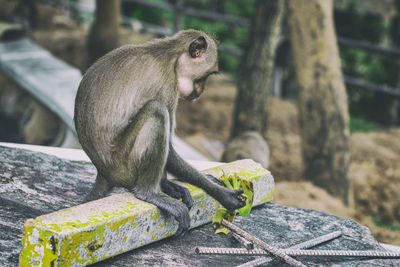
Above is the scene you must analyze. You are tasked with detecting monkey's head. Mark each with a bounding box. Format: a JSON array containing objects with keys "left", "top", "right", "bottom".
[{"left": 176, "top": 30, "right": 219, "bottom": 101}]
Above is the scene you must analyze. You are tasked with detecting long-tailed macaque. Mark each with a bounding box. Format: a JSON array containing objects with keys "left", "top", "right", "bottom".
[{"left": 74, "top": 30, "right": 245, "bottom": 235}]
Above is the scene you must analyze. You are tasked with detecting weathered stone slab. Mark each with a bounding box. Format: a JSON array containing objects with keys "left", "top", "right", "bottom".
[{"left": 19, "top": 159, "right": 274, "bottom": 267}]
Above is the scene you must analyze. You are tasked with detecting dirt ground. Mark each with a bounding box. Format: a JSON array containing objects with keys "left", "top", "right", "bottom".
[{"left": 1, "top": 0, "right": 400, "bottom": 246}]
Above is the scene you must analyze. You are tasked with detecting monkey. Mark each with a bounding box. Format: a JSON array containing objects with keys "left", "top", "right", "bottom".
[{"left": 74, "top": 30, "right": 246, "bottom": 235}]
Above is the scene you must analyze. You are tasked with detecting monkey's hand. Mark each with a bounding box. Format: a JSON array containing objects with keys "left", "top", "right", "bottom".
[
  {"left": 205, "top": 174, "right": 246, "bottom": 211},
  {"left": 217, "top": 187, "right": 246, "bottom": 211}
]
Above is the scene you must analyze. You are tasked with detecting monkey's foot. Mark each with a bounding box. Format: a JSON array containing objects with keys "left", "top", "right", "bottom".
[
  {"left": 161, "top": 179, "right": 194, "bottom": 210},
  {"left": 218, "top": 187, "right": 246, "bottom": 211},
  {"left": 132, "top": 189, "right": 191, "bottom": 236}
]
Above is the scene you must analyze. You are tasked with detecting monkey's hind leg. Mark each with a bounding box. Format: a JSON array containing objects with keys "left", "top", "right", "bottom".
[
  {"left": 161, "top": 172, "right": 194, "bottom": 210},
  {"left": 85, "top": 173, "right": 112, "bottom": 202},
  {"left": 124, "top": 101, "right": 190, "bottom": 235}
]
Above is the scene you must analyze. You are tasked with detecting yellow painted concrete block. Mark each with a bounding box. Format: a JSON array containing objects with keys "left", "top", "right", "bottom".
[{"left": 19, "top": 159, "right": 274, "bottom": 266}]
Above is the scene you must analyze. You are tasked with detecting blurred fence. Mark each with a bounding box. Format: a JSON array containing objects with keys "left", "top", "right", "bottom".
[
  {"left": 39, "top": 0, "right": 400, "bottom": 98},
  {"left": 121, "top": 0, "right": 246, "bottom": 57}
]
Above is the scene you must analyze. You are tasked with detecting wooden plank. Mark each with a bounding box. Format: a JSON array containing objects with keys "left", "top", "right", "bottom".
[
  {"left": 1, "top": 136, "right": 209, "bottom": 162},
  {"left": 0, "top": 38, "right": 81, "bottom": 132},
  {"left": 19, "top": 160, "right": 274, "bottom": 267}
]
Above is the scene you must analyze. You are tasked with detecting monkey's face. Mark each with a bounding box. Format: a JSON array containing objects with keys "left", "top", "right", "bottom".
[{"left": 177, "top": 34, "right": 219, "bottom": 102}]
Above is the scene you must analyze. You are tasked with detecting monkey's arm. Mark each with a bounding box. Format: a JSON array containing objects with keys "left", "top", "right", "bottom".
[{"left": 166, "top": 144, "right": 245, "bottom": 211}]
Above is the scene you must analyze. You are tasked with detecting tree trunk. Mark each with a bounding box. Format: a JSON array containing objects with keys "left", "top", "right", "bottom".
[
  {"left": 231, "top": 0, "right": 284, "bottom": 138},
  {"left": 388, "top": 1, "right": 400, "bottom": 126},
  {"left": 287, "top": 0, "right": 350, "bottom": 203},
  {"left": 87, "top": 0, "right": 121, "bottom": 66}
]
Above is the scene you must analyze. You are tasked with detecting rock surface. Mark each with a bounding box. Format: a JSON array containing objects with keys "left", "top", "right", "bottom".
[
  {"left": 0, "top": 145, "right": 95, "bottom": 266},
  {"left": 94, "top": 203, "right": 400, "bottom": 267},
  {"left": 0, "top": 145, "right": 399, "bottom": 266}
]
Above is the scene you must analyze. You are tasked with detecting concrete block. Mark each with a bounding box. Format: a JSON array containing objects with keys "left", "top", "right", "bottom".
[{"left": 19, "top": 159, "right": 274, "bottom": 266}]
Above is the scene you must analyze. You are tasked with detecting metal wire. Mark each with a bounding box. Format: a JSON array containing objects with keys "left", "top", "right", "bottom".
[
  {"left": 220, "top": 219, "right": 307, "bottom": 267},
  {"left": 237, "top": 230, "right": 342, "bottom": 267}
]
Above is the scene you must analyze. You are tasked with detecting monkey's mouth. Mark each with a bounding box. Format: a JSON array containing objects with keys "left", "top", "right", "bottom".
[
  {"left": 186, "top": 90, "right": 200, "bottom": 101},
  {"left": 187, "top": 78, "right": 206, "bottom": 101}
]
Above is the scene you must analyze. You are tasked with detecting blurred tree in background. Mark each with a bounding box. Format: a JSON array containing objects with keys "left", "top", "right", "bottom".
[
  {"left": 231, "top": 0, "right": 284, "bottom": 137},
  {"left": 87, "top": 0, "right": 121, "bottom": 66},
  {"left": 221, "top": 0, "right": 284, "bottom": 168},
  {"left": 287, "top": 0, "right": 350, "bottom": 203},
  {"left": 387, "top": 0, "right": 400, "bottom": 125}
]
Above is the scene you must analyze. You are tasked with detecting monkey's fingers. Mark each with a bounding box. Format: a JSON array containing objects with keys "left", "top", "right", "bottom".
[
  {"left": 237, "top": 193, "right": 247, "bottom": 203},
  {"left": 172, "top": 204, "right": 190, "bottom": 237},
  {"left": 161, "top": 179, "right": 194, "bottom": 210},
  {"left": 234, "top": 189, "right": 246, "bottom": 204},
  {"left": 181, "top": 191, "right": 194, "bottom": 210},
  {"left": 175, "top": 225, "right": 189, "bottom": 237},
  {"left": 174, "top": 214, "right": 190, "bottom": 237},
  {"left": 172, "top": 184, "right": 194, "bottom": 210}
]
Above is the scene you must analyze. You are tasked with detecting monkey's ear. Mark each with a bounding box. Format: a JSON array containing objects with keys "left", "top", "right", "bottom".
[{"left": 189, "top": 36, "right": 208, "bottom": 58}]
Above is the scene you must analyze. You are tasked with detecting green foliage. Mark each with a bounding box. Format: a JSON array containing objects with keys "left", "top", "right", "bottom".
[
  {"left": 212, "top": 209, "right": 235, "bottom": 234},
  {"left": 335, "top": 2, "right": 399, "bottom": 127},
  {"left": 350, "top": 116, "right": 379, "bottom": 133},
  {"left": 127, "top": 1, "right": 174, "bottom": 27},
  {"left": 373, "top": 217, "right": 400, "bottom": 232},
  {"left": 127, "top": 0, "right": 255, "bottom": 72},
  {"left": 212, "top": 172, "right": 254, "bottom": 235}
]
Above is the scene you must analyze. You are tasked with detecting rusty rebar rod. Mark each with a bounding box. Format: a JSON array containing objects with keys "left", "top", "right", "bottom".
[
  {"left": 196, "top": 247, "right": 400, "bottom": 258},
  {"left": 289, "top": 231, "right": 342, "bottom": 249},
  {"left": 232, "top": 232, "right": 254, "bottom": 250},
  {"left": 237, "top": 230, "right": 342, "bottom": 267},
  {"left": 220, "top": 219, "right": 307, "bottom": 267}
]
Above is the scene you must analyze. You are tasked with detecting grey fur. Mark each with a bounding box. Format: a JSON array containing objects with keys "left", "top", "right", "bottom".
[{"left": 74, "top": 30, "right": 245, "bottom": 235}]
